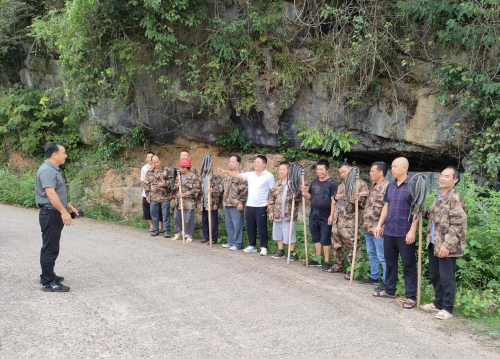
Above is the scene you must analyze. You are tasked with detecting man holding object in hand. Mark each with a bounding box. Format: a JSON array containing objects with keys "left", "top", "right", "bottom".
[
  {"left": 35, "top": 142, "right": 79, "bottom": 292},
  {"left": 372, "top": 157, "right": 418, "bottom": 309}
]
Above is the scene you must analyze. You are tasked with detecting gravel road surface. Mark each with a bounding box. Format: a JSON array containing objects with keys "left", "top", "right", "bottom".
[{"left": 1, "top": 204, "right": 498, "bottom": 358}]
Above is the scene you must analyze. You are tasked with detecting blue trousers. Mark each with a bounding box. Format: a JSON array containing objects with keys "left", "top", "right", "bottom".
[
  {"left": 365, "top": 233, "right": 386, "bottom": 281},
  {"left": 224, "top": 206, "right": 244, "bottom": 248},
  {"left": 151, "top": 201, "right": 170, "bottom": 233}
]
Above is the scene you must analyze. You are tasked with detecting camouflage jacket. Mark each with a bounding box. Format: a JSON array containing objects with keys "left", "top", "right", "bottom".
[
  {"left": 362, "top": 180, "right": 389, "bottom": 234},
  {"left": 268, "top": 180, "right": 301, "bottom": 222},
  {"left": 222, "top": 169, "right": 248, "bottom": 207},
  {"left": 423, "top": 187, "right": 467, "bottom": 257},
  {"left": 143, "top": 165, "right": 173, "bottom": 202},
  {"left": 333, "top": 179, "right": 369, "bottom": 228},
  {"left": 198, "top": 173, "right": 224, "bottom": 209},
  {"left": 173, "top": 171, "right": 201, "bottom": 210}
]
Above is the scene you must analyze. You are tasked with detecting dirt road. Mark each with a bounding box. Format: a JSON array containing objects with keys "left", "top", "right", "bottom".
[{"left": 0, "top": 204, "right": 498, "bottom": 358}]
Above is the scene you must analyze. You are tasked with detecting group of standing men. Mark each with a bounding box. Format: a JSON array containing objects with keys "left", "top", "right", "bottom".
[
  {"left": 36, "top": 142, "right": 467, "bottom": 321},
  {"left": 141, "top": 150, "right": 249, "bottom": 249},
  {"left": 140, "top": 151, "right": 467, "bottom": 319}
]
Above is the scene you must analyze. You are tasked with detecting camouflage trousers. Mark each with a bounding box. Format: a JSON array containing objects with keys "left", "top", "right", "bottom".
[{"left": 331, "top": 224, "right": 361, "bottom": 271}]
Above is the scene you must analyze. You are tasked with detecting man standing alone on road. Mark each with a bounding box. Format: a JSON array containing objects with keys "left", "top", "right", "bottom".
[
  {"left": 421, "top": 166, "right": 467, "bottom": 320},
  {"left": 35, "top": 142, "right": 79, "bottom": 292},
  {"left": 359, "top": 161, "right": 389, "bottom": 290},
  {"left": 300, "top": 159, "right": 338, "bottom": 269},
  {"left": 372, "top": 157, "right": 419, "bottom": 309},
  {"left": 218, "top": 155, "right": 275, "bottom": 256},
  {"left": 221, "top": 154, "right": 248, "bottom": 250},
  {"left": 144, "top": 155, "right": 173, "bottom": 238}
]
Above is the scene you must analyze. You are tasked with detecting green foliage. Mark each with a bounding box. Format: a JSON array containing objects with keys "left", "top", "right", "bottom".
[
  {"left": 0, "top": 87, "right": 81, "bottom": 157},
  {"left": 85, "top": 202, "right": 122, "bottom": 222},
  {"left": 216, "top": 126, "right": 252, "bottom": 152},
  {"left": 0, "top": 0, "right": 44, "bottom": 66},
  {"left": 398, "top": 0, "right": 500, "bottom": 183},
  {"left": 296, "top": 123, "right": 360, "bottom": 158},
  {"left": 277, "top": 131, "right": 321, "bottom": 161},
  {"left": 349, "top": 174, "right": 500, "bottom": 318},
  {"left": 123, "top": 125, "right": 149, "bottom": 149},
  {"left": 30, "top": 0, "right": 206, "bottom": 104},
  {"left": 0, "top": 166, "right": 36, "bottom": 207},
  {"left": 96, "top": 124, "right": 149, "bottom": 159}
]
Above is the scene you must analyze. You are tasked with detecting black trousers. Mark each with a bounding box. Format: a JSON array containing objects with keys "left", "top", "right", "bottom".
[
  {"left": 384, "top": 235, "right": 418, "bottom": 299},
  {"left": 202, "top": 208, "right": 219, "bottom": 242},
  {"left": 428, "top": 243, "right": 457, "bottom": 313},
  {"left": 39, "top": 208, "right": 64, "bottom": 285},
  {"left": 246, "top": 206, "right": 268, "bottom": 248}
]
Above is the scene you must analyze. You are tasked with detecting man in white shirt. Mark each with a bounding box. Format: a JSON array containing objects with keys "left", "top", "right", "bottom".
[
  {"left": 218, "top": 155, "right": 275, "bottom": 256},
  {"left": 141, "top": 151, "right": 162, "bottom": 232}
]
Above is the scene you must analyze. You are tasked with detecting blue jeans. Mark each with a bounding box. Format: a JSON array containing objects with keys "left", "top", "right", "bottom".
[
  {"left": 224, "top": 206, "right": 243, "bottom": 248},
  {"left": 151, "top": 201, "right": 170, "bottom": 233},
  {"left": 365, "top": 233, "right": 386, "bottom": 281}
]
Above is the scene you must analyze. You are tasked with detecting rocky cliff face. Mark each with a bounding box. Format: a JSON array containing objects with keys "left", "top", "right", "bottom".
[{"left": 6, "top": 39, "right": 460, "bottom": 172}]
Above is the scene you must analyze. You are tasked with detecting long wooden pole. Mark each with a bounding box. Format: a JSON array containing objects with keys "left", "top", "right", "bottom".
[
  {"left": 301, "top": 174, "right": 308, "bottom": 267},
  {"left": 178, "top": 172, "right": 186, "bottom": 245},
  {"left": 417, "top": 218, "right": 423, "bottom": 308},
  {"left": 207, "top": 173, "right": 212, "bottom": 247},
  {"left": 349, "top": 180, "right": 359, "bottom": 286},
  {"left": 287, "top": 192, "right": 295, "bottom": 264}
]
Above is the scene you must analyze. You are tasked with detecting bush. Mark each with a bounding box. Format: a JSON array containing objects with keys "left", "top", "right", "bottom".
[
  {"left": 0, "top": 166, "right": 36, "bottom": 207},
  {"left": 0, "top": 87, "right": 81, "bottom": 158}
]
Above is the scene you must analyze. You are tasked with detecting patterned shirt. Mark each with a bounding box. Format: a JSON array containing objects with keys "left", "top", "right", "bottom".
[
  {"left": 199, "top": 174, "right": 224, "bottom": 209},
  {"left": 424, "top": 187, "right": 467, "bottom": 257},
  {"left": 333, "top": 179, "right": 369, "bottom": 228},
  {"left": 222, "top": 169, "right": 248, "bottom": 207},
  {"left": 143, "top": 165, "right": 173, "bottom": 203},
  {"left": 268, "top": 180, "right": 301, "bottom": 222},
  {"left": 383, "top": 176, "right": 414, "bottom": 237},
  {"left": 173, "top": 171, "right": 200, "bottom": 210},
  {"left": 362, "top": 179, "right": 389, "bottom": 234}
]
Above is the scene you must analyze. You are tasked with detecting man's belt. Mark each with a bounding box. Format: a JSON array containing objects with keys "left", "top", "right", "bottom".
[{"left": 39, "top": 204, "right": 56, "bottom": 210}]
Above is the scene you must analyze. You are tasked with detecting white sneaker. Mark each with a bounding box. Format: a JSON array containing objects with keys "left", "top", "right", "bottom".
[
  {"left": 243, "top": 246, "right": 257, "bottom": 253},
  {"left": 229, "top": 246, "right": 238, "bottom": 251},
  {"left": 222, "top": 243, "right": 231, "bottom": 248},
  {"left": 260, "top": 248, "right": 268, "bottom": 256},
  {"left": 172, "top": 234, "right": 180, "bottom": 241},
  {"left": 186, "top": 237, "right": 193, "bottom": 243}
]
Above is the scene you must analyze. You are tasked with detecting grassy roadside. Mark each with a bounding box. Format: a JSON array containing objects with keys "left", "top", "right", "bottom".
[{"left": 1, "top": 155, "right": 499, "bottom": 337}]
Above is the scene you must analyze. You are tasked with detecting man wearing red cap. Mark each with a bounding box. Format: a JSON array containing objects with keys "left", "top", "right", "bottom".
[{"left": 172, "top": 158, "right": 201, "bottom": 242}]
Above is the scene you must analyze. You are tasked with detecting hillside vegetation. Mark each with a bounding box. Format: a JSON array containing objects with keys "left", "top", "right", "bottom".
[{"left": 0, "top": 0, "right": 499, "bottom": 322}]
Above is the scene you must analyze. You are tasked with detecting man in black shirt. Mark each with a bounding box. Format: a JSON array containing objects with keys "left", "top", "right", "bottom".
[{"left": 301, "top": 159, "right": 338, "bottom": 269}]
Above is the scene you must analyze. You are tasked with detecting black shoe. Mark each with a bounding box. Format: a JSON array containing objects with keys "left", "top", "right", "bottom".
[
  {"left": 271, "top": 250, "right": 285, "bottom": 259},
  {"left": 164, "top": 232, "right": 171, "bottom": 238},
  {"left": 375, "top": 282, "right": 386, "bottom": 292},
  {"left": 200, "top": 239, "right": 209, "bottom": 243},
  {"left": 151, "top": 231, "right": 159, "bottom": 236},
  {"left": 321, "top": 262, "right": 331, "bottom": 272},
  {"left": 307, "top": 260, "right": 322, "bottom": 267},
  {"left": 289, "top": 251, "right": 296, "bottom": 261},
  {"left": 42, "top": 280, "right": 70, "bottom": 292},
  {"left": 359, "top": 278, "right": 379, "bottom": 285},
  {"left": 39, "top": 275, "right": 64, "bottom": 285}
]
